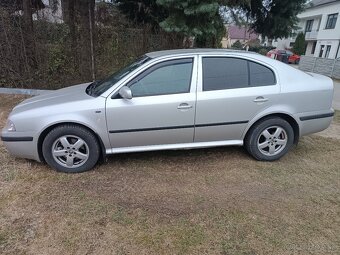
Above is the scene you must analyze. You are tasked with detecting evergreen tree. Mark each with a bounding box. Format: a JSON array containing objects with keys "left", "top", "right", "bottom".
[
  {"left": 117, "top": 0, "right": 307, "bottom": 48},
  {"left": 293, "top": 32, "right": 306, "bottom": 55},
  {"left": 230, "top": 0, "right": 307, "bottom": 39},
  {"left": 156, "top": 0, "right": 225, "bottom": 48},
  {"left": 117, "top": 0, "right": 167, "bottom": 29}
]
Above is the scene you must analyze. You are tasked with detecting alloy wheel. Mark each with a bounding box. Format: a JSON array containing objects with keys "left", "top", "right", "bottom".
[
  {"left": 257, "top": 126, "right": 288, "bottom": 156},
  {"left": 52, "top": 135, "right": 90, "bottom": 168}
]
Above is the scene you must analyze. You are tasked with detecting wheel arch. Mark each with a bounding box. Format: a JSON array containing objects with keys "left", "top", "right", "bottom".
[
  {"left": 243, "top": 113, "right": 300, "bottom": 145},
  {"left": 37, "top": 122, "right": 106, "bottom": 162}
]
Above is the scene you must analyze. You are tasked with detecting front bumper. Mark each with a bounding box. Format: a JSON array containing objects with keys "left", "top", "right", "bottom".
[{"left": 1, "top": 130, "right": 40, "bottom": 162}]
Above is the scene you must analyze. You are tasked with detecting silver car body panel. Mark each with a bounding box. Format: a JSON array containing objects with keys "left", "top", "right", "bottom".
[{"left": 1, "top": 49, "right": 334, "bottom": 162}]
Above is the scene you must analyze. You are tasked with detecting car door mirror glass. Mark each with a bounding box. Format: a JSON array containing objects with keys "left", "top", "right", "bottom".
[{"left": 118, "top": 86, "right": 133, "bottom": 99}]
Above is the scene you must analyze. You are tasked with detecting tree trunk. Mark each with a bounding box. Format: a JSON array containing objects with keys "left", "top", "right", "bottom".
[
  {"left": 77, "top": 0, "right": 95, "bottom": 81},
  {"left": 62, "top": 0, "right": 77, "bottom": 68},
  {"left": 22, "top": 0, "right": 37, "bottom": 69}
]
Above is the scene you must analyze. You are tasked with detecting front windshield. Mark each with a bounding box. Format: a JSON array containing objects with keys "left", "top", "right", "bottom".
[{"left": 87, "top": 55, "right": 151, "bottom": 97}]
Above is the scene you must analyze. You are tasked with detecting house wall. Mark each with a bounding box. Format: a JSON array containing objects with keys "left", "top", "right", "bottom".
[
  {"left": 272, "top": 39, "right": 293, "bottom": 50},
  {"left": 297, "top": 1, "right": 340, "bottom": 59},
  {"left": 299, "top": 2, "right": 340, "bottom": 40},
  {"left": 314, "top": 40, "right": 340, "bottom": 58},
  {"left": 305, "top": 42, "right": 315, "bottom": 56}
]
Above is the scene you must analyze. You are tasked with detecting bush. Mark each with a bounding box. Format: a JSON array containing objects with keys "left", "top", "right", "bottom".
[
  {"left": 249, "top": 45, "right": 274, "bottom": 55},
  {"left": 0, "top": 4, "right": 183, "bottom": 89},
  {"left": 231, "top": 40, "right": 243, "bottom": 49},
  {"left": 293, "top": 32, "right": 306, "bottom": 55},
  {"left": 258, "top": 48, "right": 269, "bottom": 55}
]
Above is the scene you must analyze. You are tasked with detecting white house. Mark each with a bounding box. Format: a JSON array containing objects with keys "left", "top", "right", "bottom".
[
  {"left": 33, "top": 0, "right": 63, "bottom": 23},
  {"left": 32, "top": 0, "right": 112, "bottom": 23},
  {"left": 298, "top": 0, "right": 340, "bottom": 59}
]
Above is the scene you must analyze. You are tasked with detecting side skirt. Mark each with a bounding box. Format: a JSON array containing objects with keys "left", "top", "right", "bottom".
[{"left": 106, "top": 140, "right": 244, "bottom": 155}]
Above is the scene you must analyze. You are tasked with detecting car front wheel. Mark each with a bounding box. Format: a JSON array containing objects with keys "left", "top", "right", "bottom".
[
  {"left": 42, "top": 125, "right": 100, "bottom": 173},
  {"left": 245, "top": 117, "right": 294, "bottom": 161}
]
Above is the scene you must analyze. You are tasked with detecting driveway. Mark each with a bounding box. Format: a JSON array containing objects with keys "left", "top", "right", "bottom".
[{"left": 333, "top": 81, "right": 340, "bottom": 110}]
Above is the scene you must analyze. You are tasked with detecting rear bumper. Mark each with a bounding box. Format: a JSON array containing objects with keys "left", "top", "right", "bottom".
[
  {"left": 297, "top": 109, "right": 334, "bottom": 136},
  {"left": 1, "top": 130, "right": 40, "bottom": 162}
]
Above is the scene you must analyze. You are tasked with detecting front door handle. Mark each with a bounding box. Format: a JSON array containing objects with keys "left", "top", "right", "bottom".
[
  {"left": 253, "top": 96, "right": 269, "bottom": 103},
  {"left": 177, "top": 103, "right": 193, "bottom": 110}
]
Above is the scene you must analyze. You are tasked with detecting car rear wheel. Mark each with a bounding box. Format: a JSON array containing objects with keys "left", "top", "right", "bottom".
[
  {"left": 42, "top": 125, "right": 100, "bottom": 173},
  {"left": 245, "top": 117, "right": 294, "bottom": 161}
]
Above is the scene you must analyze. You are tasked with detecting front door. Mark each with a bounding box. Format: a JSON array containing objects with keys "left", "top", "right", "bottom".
[{"left": 106, "top": 57, "right": 197, "bottom": 149}]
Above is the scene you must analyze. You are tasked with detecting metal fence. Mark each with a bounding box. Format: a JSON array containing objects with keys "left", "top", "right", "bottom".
[{"left": 299, "top": 56, "right": 340, "bottom": 79}]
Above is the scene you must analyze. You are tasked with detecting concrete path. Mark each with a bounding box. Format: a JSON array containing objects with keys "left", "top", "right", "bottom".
[
  {"left": 333, "top": 81, "right": 340, "bottom": 110},
  {"left": 0, "top": 87, "right": 51, "bottom": 96}
]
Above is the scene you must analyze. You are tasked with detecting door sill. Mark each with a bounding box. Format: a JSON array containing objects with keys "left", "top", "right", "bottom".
[{"left": 106, "top": 140, "right": 243, "bottom": 154}]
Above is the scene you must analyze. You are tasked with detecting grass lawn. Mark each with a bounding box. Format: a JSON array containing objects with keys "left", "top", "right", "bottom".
[{"left": 0, "top": 95, "right": 339, "bottom": 255}]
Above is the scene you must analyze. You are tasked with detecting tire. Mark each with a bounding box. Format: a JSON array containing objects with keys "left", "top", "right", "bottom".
[
  {"left": 295, "top": 59, "right": 300, "bottom": 65},
  {"left": 42, "top": 125, "right": 100, "bottom": 173},
  {"left": 245, "top": 117, "right": 294, "bottom": 161}
]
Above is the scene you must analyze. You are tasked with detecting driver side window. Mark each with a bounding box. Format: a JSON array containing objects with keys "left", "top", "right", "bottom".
[{"left": 129, "top": 58, "right": 193, "bottom": 97}]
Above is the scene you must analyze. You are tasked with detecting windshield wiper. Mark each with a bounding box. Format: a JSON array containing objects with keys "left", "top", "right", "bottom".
[{"left": 86, "top": 80, "right": 100, "bottom": 96}]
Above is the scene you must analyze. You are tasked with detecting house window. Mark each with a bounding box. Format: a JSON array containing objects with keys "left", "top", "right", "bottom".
[
  {"left": 305, "top": 20, "right": 314, "bottom": 32},
  {"left": 311, "top": 42, "right": 317, "bottom": 54},
  {"left": 325, "top": 45, "right": 331, "bottom": 58},
  {"left": 325, "top": 13, "right": 338, "bottom": 29},
  {"left": 319, "top": 45, "right": 325, "bottom": 57}
]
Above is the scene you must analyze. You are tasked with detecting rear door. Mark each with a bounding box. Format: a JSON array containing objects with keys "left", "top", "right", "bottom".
[{"left": 194, "top": 55, "right": 280, "bottom": 143}]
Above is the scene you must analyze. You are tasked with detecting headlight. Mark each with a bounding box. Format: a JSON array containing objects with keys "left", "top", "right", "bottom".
[{"left": 5, "top": 120, "right": 16, "bottom": 132}]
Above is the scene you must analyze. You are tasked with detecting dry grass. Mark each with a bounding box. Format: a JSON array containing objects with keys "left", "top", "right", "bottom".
[{"left": 0, "top": 95, "right": 340, "bottom": 255}]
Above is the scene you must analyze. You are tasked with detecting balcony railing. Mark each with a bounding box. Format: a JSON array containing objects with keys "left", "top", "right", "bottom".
[{"left": 305, "top": 30, "right": 318, "bottom": 40}]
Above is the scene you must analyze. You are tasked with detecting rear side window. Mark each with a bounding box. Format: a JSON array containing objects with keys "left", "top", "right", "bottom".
[
  {"left": 249, "top": 61, "right": 276, "bottom": 87},
  {"left": 203, "top": 58, "right": 248, "bottom": 91},
  {"left": 202, "top": 57, "right": 276, "bottom": 91}
]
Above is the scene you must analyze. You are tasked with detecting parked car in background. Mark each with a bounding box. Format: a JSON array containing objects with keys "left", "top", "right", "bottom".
[
  {"left": 267, "top": 49, "right": 301, "bottom": 64},
  {"left": 286, "top": 50, "right": 301, "bottom": 64},
  {"left": 1, "top": 49, "right": 334, "bottom": 173}
]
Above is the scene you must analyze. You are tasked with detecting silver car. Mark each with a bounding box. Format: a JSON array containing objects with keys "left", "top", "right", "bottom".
[{"left": 1, "top": 49, "right": 334, "bottom": 173}]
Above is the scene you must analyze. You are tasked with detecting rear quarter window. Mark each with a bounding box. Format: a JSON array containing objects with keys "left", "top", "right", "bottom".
[{"left": 248, "top": 61, "right": 276, "bottom": 86}]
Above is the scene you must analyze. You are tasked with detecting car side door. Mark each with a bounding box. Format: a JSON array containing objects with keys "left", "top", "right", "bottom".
[
  {"left": 105, "top": 56, "right": 198, "bottom": 149},
  {"left": 194, "top": 55, "right": 280, "bottom": 143}
]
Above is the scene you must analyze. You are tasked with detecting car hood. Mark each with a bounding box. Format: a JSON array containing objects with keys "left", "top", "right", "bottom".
[{"left": 12, "top": 82, "right": 93, "bottom": 114}]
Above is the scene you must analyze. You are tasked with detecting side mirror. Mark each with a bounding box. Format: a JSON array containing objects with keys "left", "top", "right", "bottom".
[{"left": 118, "top": 86, "right": 132, "bottom": 99}]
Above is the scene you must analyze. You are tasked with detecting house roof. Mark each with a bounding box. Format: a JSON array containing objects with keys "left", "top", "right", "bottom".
[
  {"left": 227, "top": 25, "right": 258, "bottom": 40},
  {"left": 307, "top": 0, "right": 340, "bottom": 8}
]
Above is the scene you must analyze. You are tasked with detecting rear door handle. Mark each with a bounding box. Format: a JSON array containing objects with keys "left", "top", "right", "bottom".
[
  {"left": 177, "top": 103, "right": 193, "bottom": 110},
  {"left": 253, "top": 96, "right": 269, "bottom": 103}
]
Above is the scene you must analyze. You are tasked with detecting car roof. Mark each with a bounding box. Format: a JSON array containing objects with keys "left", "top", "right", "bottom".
[{"left": 146, "top": 48, "right": 258, "bottom": 58}]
